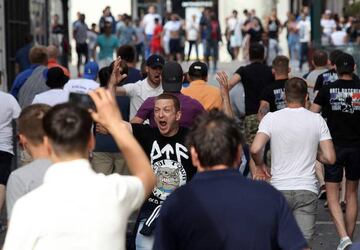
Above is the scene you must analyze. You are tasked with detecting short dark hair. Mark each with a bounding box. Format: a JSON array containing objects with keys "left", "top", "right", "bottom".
[
  {"left": 285, "top": 77, "right": 308, "bottom": 104},
  {"left": 186, "top": 110, "right": 243, "bottom": 168},
  {"left": 155, "top": 93, "right": 181, "bottom": 112},
  {"left": 29, "top": 46, "right": 48, "bottom": 64},
  {"left": 43, "top": 103, "right": 93, "bottom": 156},
  {"left": 249, "top": 43, "right": 264, "bottom": 61},
  {"left": 117, "top": 45, "right": 136, "bottom": 63},
  {"left": 98, "top": 66, "right": 111, "bottom": 87},
  {"left": 313, "top": 50, "right": 328, "bottom": 67},
  {"left": 272, "top": 55, "right": 289, "bottom": 75},
  {"left": 329, "top": 50, "right": 343, "bottom": 65},
  {"left": 18, "top": 104, "right": 51, "bottom": 146}
]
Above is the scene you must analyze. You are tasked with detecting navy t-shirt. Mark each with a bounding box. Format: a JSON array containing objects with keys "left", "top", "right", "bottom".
[{"left": 154, "top": 169, "right": 307, "bottom": 250}]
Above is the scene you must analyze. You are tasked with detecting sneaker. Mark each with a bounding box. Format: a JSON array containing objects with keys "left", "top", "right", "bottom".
[
  {"left": 337, "top": 237, "right": 352, "bottom": 250},
  {"left": 318, "top": 185, "right": 327, "bottom": 200},
  {"left": 324, "top": 201, "right": 328, "bottom": 208}
]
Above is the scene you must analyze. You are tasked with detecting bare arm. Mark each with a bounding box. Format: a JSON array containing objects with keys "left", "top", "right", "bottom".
[
  {"left": 317, "top": 139, "right": 336, "bottom": 165},
  {"left": 89, "top": 88, "right": 155, "bottom": 195},
  {"left": 310, "top": 103, "right": 322, "bottom": 113},
  {"left": 257, "top": 100, "right": 270, "bottom": 121},
  {"left": 250, "top": 132, "right": 272, "bottom": 181},
  {"left": 216, "top": 71, "right": 234, "bottom": 118},
  {"left": 228, "top": 73, "right": 241, "bottom": 90},
  {"left": 108, "top": 57, "right": 128, "bottom": 96},
  {"left": 130, "top": 116, "right": 145, "bottom": 124}
]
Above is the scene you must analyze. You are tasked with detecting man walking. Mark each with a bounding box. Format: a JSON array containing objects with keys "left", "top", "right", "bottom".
[
  {"left": 311, "top": 53, "right": 360, "bottom": 250},
  {"left": 251, "top": 77, "right": 336, "bottom": 246}
]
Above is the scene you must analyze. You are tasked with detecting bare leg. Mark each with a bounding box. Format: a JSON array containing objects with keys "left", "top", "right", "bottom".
[
  {"left": 340, "top": 171, "right": 346, "bottom": 203},
  {"left": 345, "top": 180, "right": 359, "bottom": 238},
  {"left": 326, "top": 182, "right": 349, "bottom": 238}
]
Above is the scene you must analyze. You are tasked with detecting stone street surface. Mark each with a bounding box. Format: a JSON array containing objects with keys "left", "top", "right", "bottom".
[{"left": 0, "top": 59, "right": 358, "bottom": 250}]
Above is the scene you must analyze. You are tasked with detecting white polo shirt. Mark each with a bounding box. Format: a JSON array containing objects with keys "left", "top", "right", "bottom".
[
  {"left": 4, "top": 159, "right": 145, "bottom": 250},
  {"left": 123, "top": 78, "right": 163, "bottom": 119},
  {"left": 258, "top": 107, "right": 332, "bottom": 194},
  {"left": 32, "top": 89, "right": 69, "bottom": 106},
  {"left": 0, "top": 91, "right": 21, "bottom": 154}
]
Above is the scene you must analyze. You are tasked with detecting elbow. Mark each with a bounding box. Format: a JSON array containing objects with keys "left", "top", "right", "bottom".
[
  {"left": 328, "top": 154, "right": 336, "bottom": 165},
  {"left": 250, "top": 145, "right": 260, "bottom": 158}
]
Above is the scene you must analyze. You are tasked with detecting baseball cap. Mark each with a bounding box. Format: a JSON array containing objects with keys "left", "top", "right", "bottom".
[
  {"left": 162, "top": 62, "right": 183, "bottom": 93},
  {"left": 188, "top": 61, "right": 208, "bottom": 77},
  {"left": 146, "top": 55, "right": 165, "bottom": 68},
  {"left": 46, "top": 67, "right": 69, "bottom": 89},
  {"left": 83, "top": 61, "right": 99, "bottom": 80},
  {"left": 335, "top": 53, "right": 355, "bottom": 75}
]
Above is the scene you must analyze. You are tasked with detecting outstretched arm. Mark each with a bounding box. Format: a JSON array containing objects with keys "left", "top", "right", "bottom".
[{"left": 216, "top": 71, "right": 234, "bottom": 118}]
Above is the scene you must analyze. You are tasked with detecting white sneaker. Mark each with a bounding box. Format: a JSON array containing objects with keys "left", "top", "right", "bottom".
[{"left": 337, "top": 237, "right": 352, "bottom": 250}]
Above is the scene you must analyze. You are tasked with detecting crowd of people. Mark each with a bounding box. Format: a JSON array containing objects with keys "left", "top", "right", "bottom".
[{"left": 2, "top": 3, "right": 360, "bottom": 250}]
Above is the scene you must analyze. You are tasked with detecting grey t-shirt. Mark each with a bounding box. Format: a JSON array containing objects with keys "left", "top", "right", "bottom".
[
  {"left": 6, "top": 158, "right": 52, "bottom": 219},
  {"left": 18, "top": 65, "right": 49, "bottom": 108},
  {"left": 74, "top": 22, "right": 88, "bottom": 44}
]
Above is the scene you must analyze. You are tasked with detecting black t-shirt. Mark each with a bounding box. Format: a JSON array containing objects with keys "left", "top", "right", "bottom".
[
  {"left": 314, "top": 69, "right": 338, "bottom": 92},
  {"left": 132, "top": 124, "right": 196, "bottom": 226},
  {"left": 235, "top": 62, "right": 274, "bottom": 115},
  {"left": 314, "top": 79, "right": 360, "bottom": 147},
  {"left": 260, "top": 79, "right": 287, "bottom": 112},
  {"left": 268, "top": 19, "right": 281, "bottom": 39}
]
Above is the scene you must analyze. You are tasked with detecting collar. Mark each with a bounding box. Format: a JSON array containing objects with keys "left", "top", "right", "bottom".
[
  {"left": 44, "top": 159, "right": 94, "bottom": 183},
  {"left": 47, "top": 58, "right": 57, "bottom": 64},
  {"left": 189, "top": 80, "right": 207, "bottom": 86},
  {"left": 193, "top": 168, "right": 242, "bottom": 180}
]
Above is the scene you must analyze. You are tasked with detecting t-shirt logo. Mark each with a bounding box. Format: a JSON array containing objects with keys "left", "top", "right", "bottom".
[
  {"left": 273, "top": 88, "right": 285, "bottom": 110},
  {"left": 330, "top": 88, "right": 360, "bottom": 114}
]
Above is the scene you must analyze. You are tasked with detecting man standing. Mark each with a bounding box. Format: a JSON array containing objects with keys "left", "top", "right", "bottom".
[
  {"left": 251, "top": 77, "right": 336, "bottom": 246},
  {"left": 297, "top": 12, "right": 311, "bottom": 71},
  {"left": 112, "top": 55, "right": 164, "bottom": 119},
  {"left": 4, "top": 94, "right": 156, "bottom": 250},
  {"left": 73, "top": 14, "right": 89, "bottom": 77},
  {"left": 142, "top": 5, "right": 161, "bottom": 59},
  {"left": 154, "top": 109, "right": 308, "bottom": 250},
  {"left": 311, "top": 53, "right": 360, "bottom": 250},
  {"left": 257, "top": 55, "right": 289, "bottom": 120}
]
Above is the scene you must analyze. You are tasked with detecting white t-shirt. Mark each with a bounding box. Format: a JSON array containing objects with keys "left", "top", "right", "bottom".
[
  {"left": 123, "top": 78, "right": 163, "bottom": 119},
  {"left": 63, "top": 79, "right": 100, "bottom": 94},
  {"left": 331, "top": 30, "right": 347, "bottom": 46},
  {"left": 186, "top": 20, "right": 199, "bottom": 41},
  {"left": 142, "top": 13, "right": 161, "bottom": 35},
  {"left": 321, "top": 19, "right": 336, "bottom": 36},
  {"left": 3, "top": 159, "right": 145, "bottom": 250},
  {"left": 297, "top": 20, "right": 311, "bottom": 43},
  {"left": 164, "top": 20, "right": 182, "bottom": 35},
  {"left": 0, "top": 92, "right": 21, "bottom": 154},
  {"left": 32, "top": 89, "right": 69, "bottom": 107},
  {"left": 258, "top": 107, "right": 332, "bottom": 194}
]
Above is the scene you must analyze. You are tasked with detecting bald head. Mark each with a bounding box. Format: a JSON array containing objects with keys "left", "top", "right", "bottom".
[{"left": 47, "top": 45, "right": 58, "bottom": 59}]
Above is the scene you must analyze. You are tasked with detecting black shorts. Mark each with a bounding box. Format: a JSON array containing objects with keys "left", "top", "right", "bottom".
[
  {"left": 169, "top": 39, "right": 181, "bottom": 54},
  {"left": 324, "top": 146, "right": 360, "bottom": 183},
  {"left": 0, "top": 151, "right": 13, "bottom": 185},
  {"left": 76, "top": 43, "right": 88, "bottom": 56}
]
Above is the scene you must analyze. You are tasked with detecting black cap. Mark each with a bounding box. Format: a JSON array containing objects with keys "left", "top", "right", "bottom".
[
  {"left": 162, "top": 62, "right": 183, "bottom": 93},
  {"left": 335, "top": 53, "right": 355, "bottom": 75},
  {"left": 146, "top": 55, "right": 165, "bottom": 68},
  {"left": 46, "top": 67, "right": 69, "bottom": 89},
  {"left": 188, "top": 61, "right": 208, "bottom": 77}
]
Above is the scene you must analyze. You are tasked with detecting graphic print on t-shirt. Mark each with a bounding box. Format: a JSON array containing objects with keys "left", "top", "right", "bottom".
[
  {"left": 273, "top": 88, "right": 285, "bottom": 110},
  {"left": 150, "top": 140, "right": 189, "bottom": 201},
  {"left": 330, "top": 88, "right": 360, "bottom": 114}
]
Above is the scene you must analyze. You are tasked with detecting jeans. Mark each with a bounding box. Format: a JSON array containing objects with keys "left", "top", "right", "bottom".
[
  {"left": 145, "top": 35, "right": 153, "bottom": 59},
  {"left": 205, "top": 39, "right": 219, "bottom": 71},
  {"left": 288, "top": 34, "right": 299, "bottom": 60},
  {"left": 135, "top": 42, "right": 144, "bottom": 62},
  {"left": 281, "top": 190, "right": 317, "bottom": 245},
  {"left": 299, "top": 42, "right": 308, "bottom": 70},
  {"left": 187, "top": 40, "right": 199, "bottom": 60},
  {"left": 135, "top": 218, "right": 155, "bottom": 250}
]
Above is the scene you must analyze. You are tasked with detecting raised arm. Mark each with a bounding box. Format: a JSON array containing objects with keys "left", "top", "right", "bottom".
[
  {"left": 228, "top": 73, "right": 241, "bottom": 90},
  {"left": 89, "top": 88, "right": 155, "bottom": 195},
  {"left": 216, "top": 71, "right": 233, "bottom": 118},
  {"left": 108, "top": 57, "right": 128, "bottom": 96}
]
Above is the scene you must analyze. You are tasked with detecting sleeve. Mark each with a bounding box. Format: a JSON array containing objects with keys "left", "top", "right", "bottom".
[
  {"left": 10, "top": 96, "right": 21, "bottom": 119},
  {"left": 135, "top": 98, "right": 153, "bottom": 120},
  {"left": 6, "top": 173, "right": 26, "bottom": 219},
  {"left": 314, "top": 75, "right": 323, "bottom": 91},
  {"left": 153, "top": 196, "right": 177, "bottom": 250},
  {"left": 114, "top": 175, "right": 145, "bottom": 212},
  {"left": 257, "top": 113, "right": 272, "bottom": 137},
  {"left": 31, "top": 95, "right": 39, "bottom": 105},
  {"left": 122, "top": 83, "right": 137, "bottom": 96},
  {"left": 319, "top": 115, "right": 332, "bottom": 141},
  {"left": 131, "top": 124, "right": 149, "bottom": 142},
  {"left": 313, "top": 87, "right": 327, "bottom": 107},
  {"left": 277, "top": 193, "right": 308, "bottom": 249},
  {"left": 234, "top": 66, "right": 243, "bottom": 77}
]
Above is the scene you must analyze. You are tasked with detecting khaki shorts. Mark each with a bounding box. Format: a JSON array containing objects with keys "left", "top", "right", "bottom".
[
  {"left": 91, "top": 152, "right": 130, "bottom": 175},
  {"left": 244, "top": 114, "right": 260, "bottom": 145}
]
